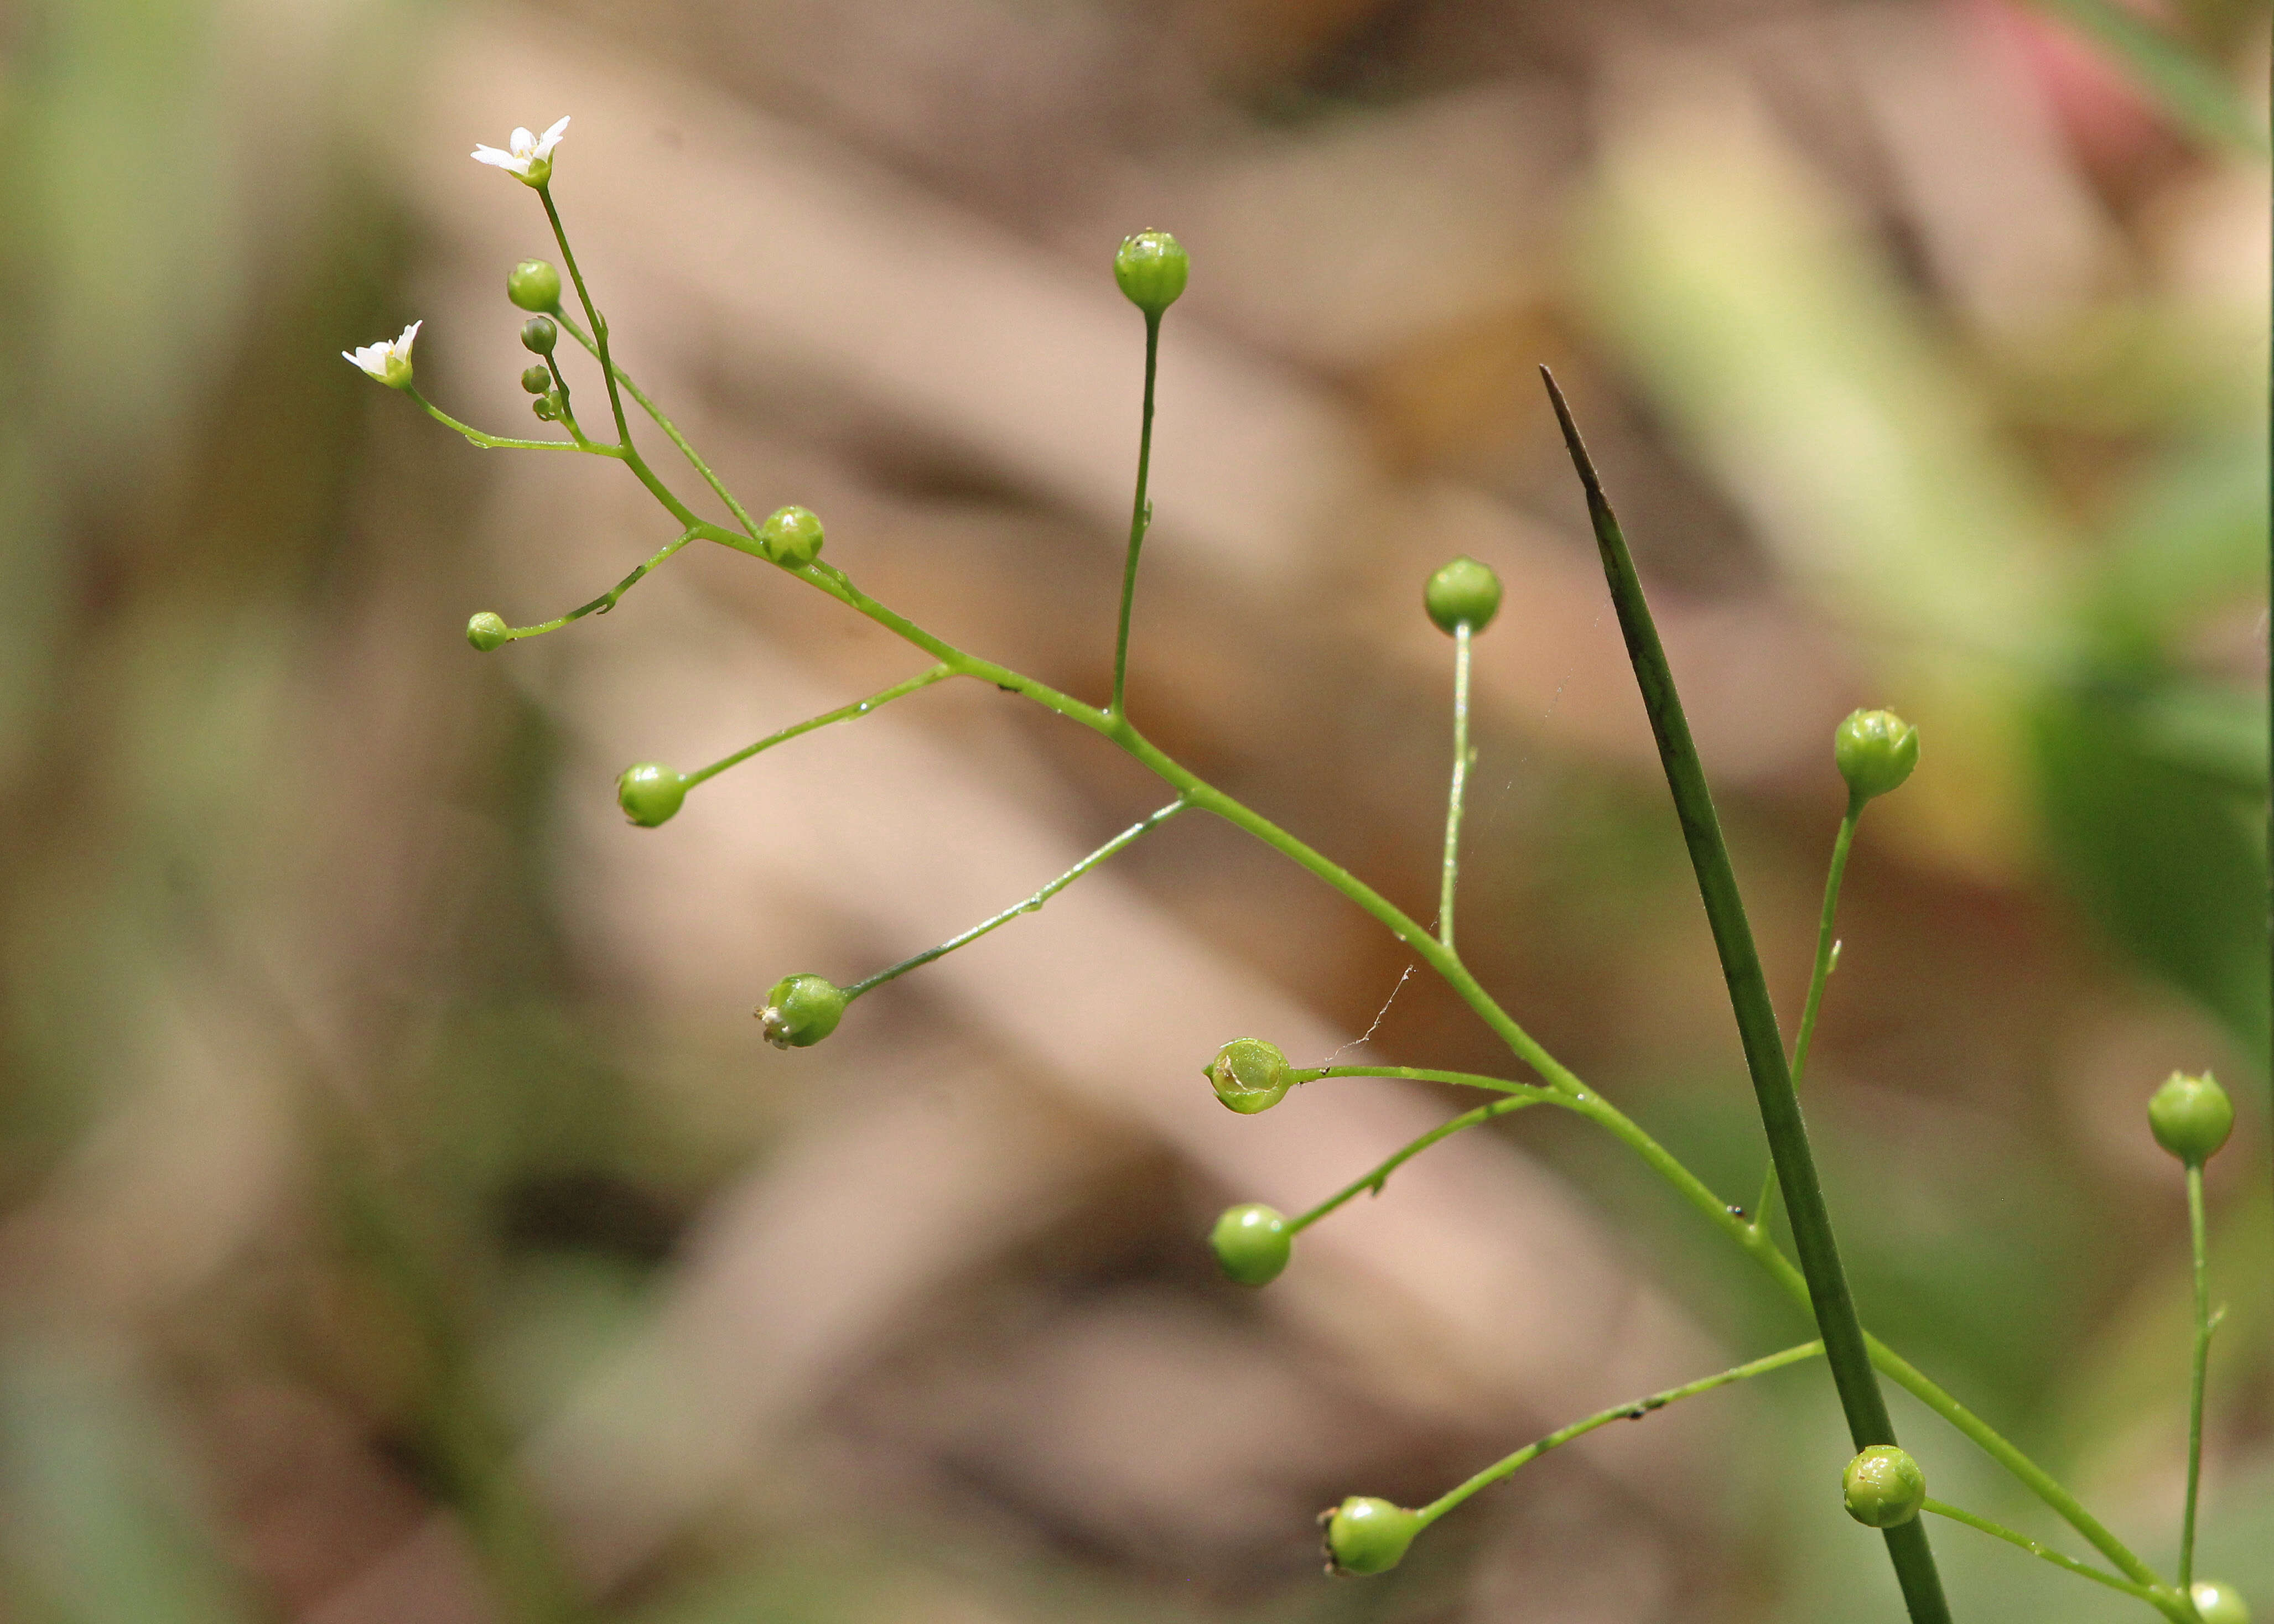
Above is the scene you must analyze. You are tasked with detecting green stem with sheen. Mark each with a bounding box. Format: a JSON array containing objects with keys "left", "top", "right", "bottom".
[
  {"left": 1286, "top": 1093, "right": 1553, "bottom": 1233},
  {"left": 553, "top": 310, "right": 762, "bottom": 538},
  {"left": 2180, "top": 1162, "right": 2211, "bottom": 1589},
  {"left": 1923, "top": 1502, "right": 2187, "bottom": 1620},
  {"left": 1440, "top": 622, "right": 1473, "bottom": 948},
  {"left": 499, "top": 529, "right": 696, "bottom": 640},
  {"left": 1541, "top": 367, "right": 1948, "bottom": 1624},
  {"left": 1416, "top": 1342, "right": 1824, "bottom": 1526},
  {"left": 408, "top": 387, "right": 611, "bottom": 455},
  {"left": 682, "top": 664, "right": 957, "bottom": 790},
  {"left": 1753, "top": 797, "right": 1861, "bottom": 1234},
  {"left": 1109, "top": 310, "right": 1160, "bottom": 719},
  {"left": 842, "top": 798, "right": 1188, "bottom": 1000}
]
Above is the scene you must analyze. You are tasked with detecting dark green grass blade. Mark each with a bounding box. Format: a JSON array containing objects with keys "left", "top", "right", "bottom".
[
  {"left": 1541, "top": 368, "right": 1953, "bottom": 1624},
  {"left": 2028, "top": 0, "right": 2270, "bottom": 158}
]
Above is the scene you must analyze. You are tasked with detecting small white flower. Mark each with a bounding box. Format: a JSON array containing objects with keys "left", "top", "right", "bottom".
[
  {"left": 472, "top": 116, "right": 569, "bottom": 186},
  {"left": 342, "top": 320, "right": 422, "bottom": 389}
]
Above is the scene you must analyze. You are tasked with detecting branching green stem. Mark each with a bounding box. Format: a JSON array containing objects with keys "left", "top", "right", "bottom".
[
  {"left": 1109, "top": 311, "right": 1160, "bottom": 719},
  {"left": 1286, "top": 1093, "right": 1553, "bottom": 1233},
  {"left": 682, "top": 664, "right": 957, "bottom": 791},
  {"left": 1440, "top": 622, "right": 1473, "bottom": 948},
  {"left": 1416, "top": 1341, "right": 1824, "bottom": 1527},
  {"left": 2180, "top": 1163, "right": 2211, "bottom": 1589},
  {"left": 1922, "top": 1501, "right": 2188, "bottom": 1620},
  {"left": 553, "top": 310, "right": 761, "bottom": 538},
  {"left": 407, "top": 387, "right": 611, "bottom": 455},
  {"left": 425, "top": 196, "right": 2169, "bottom": 1610},
  {"left": 538, "top": 183, "right": 632, "bottom": 452},
  {"left": 842, "top": 798, "right": 1188, "bottom": 1000},
  {"left": 1752, "top": 796, "right": 1861, "bottom": 1236}
]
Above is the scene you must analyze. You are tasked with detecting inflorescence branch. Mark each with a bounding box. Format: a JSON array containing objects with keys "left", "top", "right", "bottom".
[{"left": 342, "top": 123, "right": 2236, "bottom": 1623}]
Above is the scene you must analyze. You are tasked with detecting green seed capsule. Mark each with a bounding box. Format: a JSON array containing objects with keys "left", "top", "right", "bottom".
[
  {"left": 532, "top": 397, "right": 558, "bottom": 420},
  {"left": 616, "top": 762, "right": 687, "bottom": 827},
  {"left": 2192, "top": 1580, "right": 2251, "bottom": 1624},
  {"left": 2148, "top": 1071, "right": 2233, "bottom": 1165},
  {"left": 1114, "top": 231, "right": 1189, "bottom": 316},
  {"left": 1209, "top": 1203, "right": 1290, "bottom": 1285},
  {"left": 1321, "top": 1497, "right": 1421, "bottom": 1576},
  {"left": 507, "top": 258, "right": 563, "bottom": 312},
  {"left": 758, "top": 974, "right": 846, "bottom": 1049},
  {"left": 465, "top": 611, "right": 511, "bottom": 652},
  {"left": 1842, "top": 1445, "right": 1925, "bottom": 1528},
  {"left": 521, "top": 315, "right": 559, "bottom": 356},
  {"left": 760, "top": 505, "right": 826, "bottom": 566},
  {"left": 1834, "top": 709, "right": 1919, "bottom": 803},
  {"left": 520, "top": 365, "right": 553, "bottom": 395},
  {"left": 1206, "top": 1037, "right": 1294, "bottom": 1114},
  {"left": 1424, "top": 555, "right": 1502, "bottom": 636}
]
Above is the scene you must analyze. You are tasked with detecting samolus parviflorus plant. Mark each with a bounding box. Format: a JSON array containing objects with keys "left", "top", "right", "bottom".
[{"left": 346, "top": 116, "right": 2251, "bottom": 1624}]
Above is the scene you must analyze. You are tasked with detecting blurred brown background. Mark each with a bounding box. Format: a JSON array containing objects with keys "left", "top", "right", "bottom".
[{"left": 0, "top": 1, "right": 2268, "bottom": 1620}]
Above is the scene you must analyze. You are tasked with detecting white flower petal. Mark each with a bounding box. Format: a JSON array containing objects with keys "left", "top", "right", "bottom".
[
  {"left": 533, "top": 115, "right": 570, "bottom": 157},
  {"left": 508, "top": 126, "right": 536, "bottom": 155},
  {"left": 396, "top": 319, "right": 422, "bottom": 357},
  {"left": 473, "top": 144, "right": 520, "bottom": 169}
]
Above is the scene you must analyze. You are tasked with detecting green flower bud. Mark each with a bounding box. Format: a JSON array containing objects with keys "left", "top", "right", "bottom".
[
  {"left": 616, "top": 762, "right": 687, "bottom": 827},
  {"left": 1321, "top": 1497, "right": 1421, "bottom": 1576},
  {"left": 532, "top": 397, "right": 557, "bottom": 420},
  {"left": 520, "top": 365, "right": 553, "bottom": 395},
  {"left": 507, "top": 258, "right": 563, "bottom": 313},
  {"left": 758, "top": 974, "right": 846, "bottom": 1049},
  {"left": 1206, "top": 1037, "right": 1294, "bottom": 1114},
  {"left": 2191, "top": 1580, "right": 2251, "bottom": 1624},
  {"left": 760, "top": 505, "right": 826, "bottom": 566},
  {"left": 1842, "top": 1445, "right": 1925, "bottom": 1528},
  {"left": 1113, "top": 231, "right": 1188, "bottom": 316},
  {"left": 1834, "top": 709, "right": 1919, "bottom": 803},
  {"left": 2149, "top": 1071, "right": 2233, "bottom": 1165},
  {"left": 465, "top": 611, "right": 511, "bottom": 652},
  {"left": 1424, "top": 555, "right": 1502, "bottom": 636},
  {"left": 521, "top": 315, "right": 559, "bottom": 356},
  {"left": 1209, "top": 1203, "right": 1290, "bottom": 1285}
]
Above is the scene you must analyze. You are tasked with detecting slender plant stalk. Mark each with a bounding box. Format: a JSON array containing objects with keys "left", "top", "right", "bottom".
[
  {"left": 1416, "top": 1342, "right": 1824, "bottom": 1527},
  {"left": 1286, "top": 1094, "right": 1551, "bottom": 1232},
  {"left": 554, "top": 310, "right": 761, "bottom": 537},
  {"left": 1292, "top": 1064, "right": 1534, "bottom": 1095},
  {"left": 1922, "top": 1501, "right": 2184, "bottom": 1619},
  {"left": 496, "top": 529, "right": 697, "bottom": 641},
  {"left": 539, "top": 183, "right": 634, "bottom": 450},
  {"left": 2180, "top": 1163, "right": 2211, "bottom": 1588},
  {"left": 683, "top": 664, "right": 956, "bottom": 790},
  {"left": 432, "top": 196, "right": 2179, "bottom": 1611},
  {"left": 842, "top": 798, "right": 1187, "bottom": 999},
  {"left": 1753, "top": 797, "right": 1861, "bottom": 1235},
  {"left": 1440, "top": 622, "right": 1473, "bottom": 947},
  {"left": 408, "top": 388, "right": 610, "bottom": 454},
  {"left": 1109, "top": 311, "right": 1161, "bottom": 718},
  {"left": 1540, "top": 367, "right": 1952, "bottom": 1624}
]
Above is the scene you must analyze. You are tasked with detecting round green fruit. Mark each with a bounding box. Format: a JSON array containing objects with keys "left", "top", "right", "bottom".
[
  {"left": 616, "top": 762, "right": 687, "bottom": 827},
  {"left": 2149, "top": 1071, "right": 2233, "bottom": 1165},
  {"left": 465, "top": 611, "right": 511, "bottom": 652},
  {"left": 1113, "top": 231, "right": 1188, "bottom": 316},
  {"left": 1206, "top": 1037, "right": 1292, "bottom": 1114},
  {"left": 759, "top": 974, "right": 845, "bottom": 1049},
  {"left": 507, "top": 258, "right": 562, "bottom": 312},
  {"left": 520, "top": 365, "right": 553, "bottom": 395},
  {"left": 1322, "top": 1497, "right": 1420, "bottom": 1575},
  {"left": 2192, "top": 1580, "right": 2251, "bottom": 1624},
  {"left": 760, "top": 505, "right": 826, "bottom": 566},
  {"left": 520, "top": 315, "right": 559, "bottom": 356},
  {"left": 1424, "top": 555, "right": 1502, "bottom": 636},
  {"left": 1209, "top": 1203, "right": 1290, "bottom": 1286},
  {"left": 1842, "top": 1445, "right": 1925, "bottom": 1528},
  {"left": 1834, "top": 709, "right": 1919, "bottom": 803}
]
